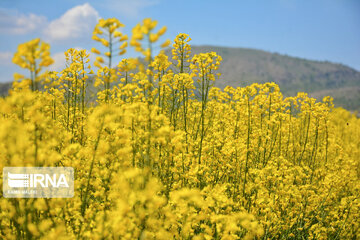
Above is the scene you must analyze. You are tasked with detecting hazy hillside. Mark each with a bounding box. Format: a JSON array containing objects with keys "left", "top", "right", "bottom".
[
  {"left": 1, "top": 46, "right": 359, "bottom": 112},
  {"left": 190, "top": 46, "right": 360, "bottom": 112},
  {"left": 0, "top": 82, "right": 11, "bottom": 97}
]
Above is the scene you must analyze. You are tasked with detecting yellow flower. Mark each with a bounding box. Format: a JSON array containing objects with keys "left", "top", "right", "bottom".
[
  {"left": 91, "top": 47, "right": 101, "bottom": 55},
  {"left": 160, "top": 39, "right": 171, "bottom": 48}
]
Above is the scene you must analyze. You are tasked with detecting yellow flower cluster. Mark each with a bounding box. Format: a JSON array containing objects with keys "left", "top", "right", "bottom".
[
  {"left": 172, "top": 33, "right": 192, "bottom": 71},
  {"left": 12, "top": 38, "right": 54, "bottom": 91},
  {"left": 92, "top": 18, "right": 128, "bottom": 102},
  {"left": 2, "top": 17, "right": 360, "bottom": 239},
  {"left": 131, "top": 18, "right": 170, "bottom": 61}
]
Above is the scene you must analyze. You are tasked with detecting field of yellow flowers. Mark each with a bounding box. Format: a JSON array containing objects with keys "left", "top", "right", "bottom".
[{"left": 1, "top": 18, "right": 360, "bottom": 239}]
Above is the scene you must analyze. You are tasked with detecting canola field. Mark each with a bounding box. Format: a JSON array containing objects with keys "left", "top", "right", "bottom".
[{"left": 0, "top": 18, "right": 360, "bottom": 239}]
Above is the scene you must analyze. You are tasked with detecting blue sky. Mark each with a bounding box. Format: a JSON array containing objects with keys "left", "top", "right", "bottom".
[{"left": 0, "top": 0, "right": 359, "bottom": 82}]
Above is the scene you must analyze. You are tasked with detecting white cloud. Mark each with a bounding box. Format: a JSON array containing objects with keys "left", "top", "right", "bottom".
[
  {"left": 0, "top": 3, "right": 100, "bottom": 41},
  {"left": 0, "top": 8, "right": 46, "bottom": 35},
  {"left": 0, "top": 51, "right": 13, "bottom": 65},
  {"left": 102, "top": 0, "right": 160, "bottom": 18},
  {"left": 44, "top": 3, "right": 100, "bottom": 42},
  {"left": 50, "top": 52, "right": 66, "bottom": 72}
]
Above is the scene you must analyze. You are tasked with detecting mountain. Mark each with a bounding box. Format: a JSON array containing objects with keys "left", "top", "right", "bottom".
[
  {"left": 1, "top": 46, "right": 359, "bottom": 112},
  {"left": 189, "top": 46, "right": 360, "bottom": 112},
  {"left": 0, "top": 82, "right": 11, "bottom": 97}
]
